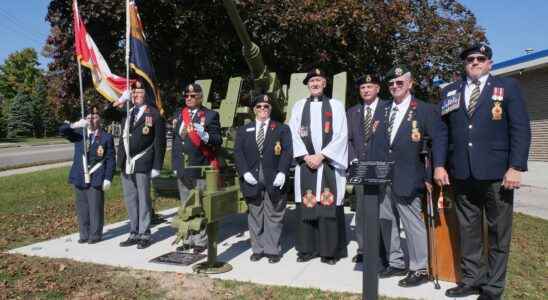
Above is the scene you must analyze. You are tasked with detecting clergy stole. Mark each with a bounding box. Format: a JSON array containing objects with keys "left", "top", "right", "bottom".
[{"left": 299, "top": 96, "right": 337, "bottom": 221}]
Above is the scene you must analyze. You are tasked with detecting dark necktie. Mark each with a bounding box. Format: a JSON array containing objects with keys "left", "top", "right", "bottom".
[
  {"left": 257, "top": 122, "right": 265, "bottom": 155},
  {"left": 363, "top": 106, "right": 373, "bottom": 141},
  {"left": 387, "top": 106, "right": 399, "bottom": 144},
  {"left": 129, "top": 108, "right": 138, "bottom": 130},
  {"left": 467, "top": 80, "right": 480, "bottom": 116}
]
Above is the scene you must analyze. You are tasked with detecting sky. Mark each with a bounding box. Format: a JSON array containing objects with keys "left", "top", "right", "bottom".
[{"left": 1, "top": 0, "right": 548, "bottom": 69}]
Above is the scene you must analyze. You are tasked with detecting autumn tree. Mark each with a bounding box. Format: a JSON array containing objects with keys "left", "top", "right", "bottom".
[{"left": 45, "top": 0, "right": 485, "bottom": 118}]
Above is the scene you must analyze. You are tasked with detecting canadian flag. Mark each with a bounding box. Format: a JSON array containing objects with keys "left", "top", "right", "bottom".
[{"left": 72, "top": 0, "right": 131, "bottom": 102}]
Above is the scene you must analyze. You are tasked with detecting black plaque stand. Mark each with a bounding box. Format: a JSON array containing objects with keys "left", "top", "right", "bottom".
[{"left": 348, "top": 161, "right": 393, "bottom": 300}]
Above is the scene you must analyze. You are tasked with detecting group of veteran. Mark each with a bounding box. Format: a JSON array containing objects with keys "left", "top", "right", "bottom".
[{"left": 60, "top": 43, "right": 529, "bottom": 300}]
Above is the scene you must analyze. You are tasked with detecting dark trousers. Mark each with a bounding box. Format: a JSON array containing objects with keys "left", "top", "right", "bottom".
[
  {"left": 74, "top": 186, "right": 104, "bottom": 240},
  {"left": 454, "top": 178, "right": 514, "bottom": 299}
]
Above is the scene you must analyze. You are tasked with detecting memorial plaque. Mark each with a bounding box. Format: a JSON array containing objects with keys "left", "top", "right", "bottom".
[
  {"left": 150, "top": 251, "right": 206, "bottom": 266},
  {"left": 348, "top": 161, "right": 394, "bottom": 185}
]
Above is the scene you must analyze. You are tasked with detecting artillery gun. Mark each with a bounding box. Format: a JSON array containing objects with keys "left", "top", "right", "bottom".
[{"left": 157, "top": 0, "right": 349, "bottom": 274}]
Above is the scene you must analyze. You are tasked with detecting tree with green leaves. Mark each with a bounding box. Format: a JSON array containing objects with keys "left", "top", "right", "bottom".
[
  {"left": 45, "top": 0, "right": 486, "bottom": 117},
  {"left": 0, "top": 48, "right": 43, "bottom": 101},
  {"left": 7, "top": 93, "right": 34, "bottom": 138}
]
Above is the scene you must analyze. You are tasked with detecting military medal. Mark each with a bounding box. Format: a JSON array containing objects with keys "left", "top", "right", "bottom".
[
  {"left": 199, "top": 111, "right": 206, "bottom": 127},
  {"left": 274, "top": 141, "right": 282, "bottom": 156},
  {"left": 491, "top": 87, "right": 505, "bottom": 101},
  {"left": 411, "top": 120, "right": 421, "bottom": 142},
  {"left": 303, "top": 190, "right": 316, "bottom": 208},
  {"left": 142, "top": 126, "right": 150, "bottom": 135},
  {"left": 97, "top": 145, "right": 104, "bottom": 157},
  {"left": 299, "top": 126, "right": 308, "bottom": 137},
  {"left": 320, "top": 188, "right": 334, "bottom": 206},
  {"left": 492, "top": 102, "right": 503, "bottom": 120},
  {"left": 372, "top": 120, "right": 379, "bottom": 133}
]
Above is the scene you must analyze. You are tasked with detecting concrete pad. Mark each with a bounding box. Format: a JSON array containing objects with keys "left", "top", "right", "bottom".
[{"left": 8, "top": 207, "right": 476, "bottom": 300}]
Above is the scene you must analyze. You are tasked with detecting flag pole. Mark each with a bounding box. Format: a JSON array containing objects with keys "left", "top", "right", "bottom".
[
  {"left": 124, "top": 0, "right": 132, "bottom": 174},
  {"left": 74, "top": 0, "right": 90, "bottom": 184}
]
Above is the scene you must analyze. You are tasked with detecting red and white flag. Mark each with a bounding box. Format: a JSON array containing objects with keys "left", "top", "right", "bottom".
[{"left": 73, "top": 0, "right": 131, "bottom": 102}]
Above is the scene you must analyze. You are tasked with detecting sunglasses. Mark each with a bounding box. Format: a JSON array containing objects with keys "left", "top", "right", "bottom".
[
  {"left": 184, "top": 94, "right": 198, "bottom": 99},
  {"left": 388, "top": 80, "right": 405, "bottom": 87},
  {"left": 465, "top": 56, "right": 488, "bottom": 63},
  {"left": 255, "top": 104, "right": 271, "bottom": 110}
]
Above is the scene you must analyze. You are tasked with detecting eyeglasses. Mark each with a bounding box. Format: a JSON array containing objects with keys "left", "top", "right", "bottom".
[
  {"left": 184, "top": 94, "right": 198, "bottom": 99},
  {"left": 465, "top": 56, "right": 488, "bottom": 64},
  {"left": 255, "top": 104, "right": 271, "bottom": 110},
  {"left": 388, "top": 80, "right": 405, "bottom": 87}
]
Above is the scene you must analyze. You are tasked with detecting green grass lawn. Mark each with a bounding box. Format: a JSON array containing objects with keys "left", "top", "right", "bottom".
[
  {"left": 0, "top": 159, "right": 546, "bottom": 299},
  {"left": 0, "top": 136, "right": 68, "bottom": 147}
]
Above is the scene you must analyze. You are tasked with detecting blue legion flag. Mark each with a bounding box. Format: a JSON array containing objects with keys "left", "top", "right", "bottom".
[{"left": 129, "top": 1, "right": 164, "bottom": 115}]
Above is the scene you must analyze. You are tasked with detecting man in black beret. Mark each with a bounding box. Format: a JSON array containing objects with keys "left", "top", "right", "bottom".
[
  {"left": 234, "top": 94, "right": 293, "bottom": 263},
  {"left": 346, "top": 73, "right": 405, "bottom": 270},
  {"left": 434, "top": 44, "right": 531, "bottom": 299}
]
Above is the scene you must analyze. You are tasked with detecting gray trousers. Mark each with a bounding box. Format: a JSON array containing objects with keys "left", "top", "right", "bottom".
[
  {"left": 247, "top": 192, "right": 286, "bottom": 256},
  {"left": 74, "top": 186, "right": 104, "bottom": 240},
  {"left": 177, "top": 177, "right": 208, "bottom": 247},
  {"left": 390, "top": 185, "right": 428, "bottom": 271},
  {"left": 121, "top": 173, "right": 152, "bottom": 239},
  {"left": 356, "top": 185, "right": 405, "bottom": 269}
]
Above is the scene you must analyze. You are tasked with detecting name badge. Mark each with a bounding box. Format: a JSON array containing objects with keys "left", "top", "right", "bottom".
[
  {"left": 447, "top": 90, "right": 457, "bottom": 97},
  {"left": 246, "top": 127, "right": 255, "bottom": 132}
]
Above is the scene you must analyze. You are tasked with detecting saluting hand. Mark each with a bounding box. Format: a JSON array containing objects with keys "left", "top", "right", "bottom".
[
  {"left": 502, "top": 168, "right": 522, "bottom": 190},
  {"left": 434, "top": 167, "right": 450, "bottom": 186}
]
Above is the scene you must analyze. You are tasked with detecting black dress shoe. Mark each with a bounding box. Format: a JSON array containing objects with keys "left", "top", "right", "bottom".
[
  {"left": 321, "top": 257, "right": 338, "bottom": 265},
  {"left": 88, "top": 238, "right": 101, "bottom": 244},
  {"left": 268, "top": 255, "right": 281, "bottom": 264},
  {"left": 445, "top": 283, "right": 480, "bottom": 297},
  {"left": 77, "top": 238, "right": 88, "bottom": 244},
  {"left": 250, "top": 253, "right": 264, "bottom": 262},
  {"left": 379, "top": 266, "right": 407, "bottom": 278},
  {"left": 477, "top": 294, "right": 493, "bottom": 300},
  {"left": 119, "top": 237, "right": 139, "bottom": 247},
  {"left": 398, "top": 270, "right": 429, "bottom": 287},
  {"left": 176, "top": 244, "right": 192, "bottom": 252},
  {"left": 137, "top": 239, "right": 152, "bottom": 249},
  {"left": 193, "top": 246, "right": 207, "bottom": 254},
  {"left": 296, "top": 253, "right": 317, "bottom": 263},
  {"left": 352, "top": 254, "right": 363, "bottom": 263}
]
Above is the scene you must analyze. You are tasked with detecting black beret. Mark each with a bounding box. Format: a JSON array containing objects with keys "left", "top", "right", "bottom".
[
  {"left": 355, "top": 74, "right": 381, "bottom": 86},
  {"left": 184, "top": 83, "right": 203, "bottom": 94},
  {"left": 460, "top": 44, "right": 492, "bottom": 60},
  {"left": 385, "top": 64, "right": 411, "bottom": 81},
  {"left": 302, "top": 68, "right": 327, "bottom": 85},
  {"left": 252, "top": 94, "right": 271, "bottom": 108}
]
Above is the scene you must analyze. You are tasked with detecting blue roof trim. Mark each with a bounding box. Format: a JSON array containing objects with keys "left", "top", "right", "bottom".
[{"left": 492, "top": 49, "right": 548, "bottom": 70}]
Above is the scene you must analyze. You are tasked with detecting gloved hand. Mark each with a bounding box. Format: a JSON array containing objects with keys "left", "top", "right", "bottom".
[
  {"left": 150, "top": 169, "right": 160, "bottom": 178},
  {"left": 173, "top": 170, "right": 177, "bottom": 176},
  {"left": 102, "top": 179, "right": 111, "bottom": 191},
  {"left": 272, "top": 172, "right": 286, "bottom": 189},
  {"left": 350, "top": 159, "right": 359, "bottom": 165},
  {"left": 71, "top": 118, "right": 88, "bottom": 129},
  {"left": 243, "top": 172, "right": 258, "bottom": 185},
  {"left": 193, "top": 123, "right": 209, "bottom": 143}
]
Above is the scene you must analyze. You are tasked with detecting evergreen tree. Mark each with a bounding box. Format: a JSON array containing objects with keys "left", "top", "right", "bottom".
[{"left": 7, "top": 93, "right": 34, "bottom": 138}]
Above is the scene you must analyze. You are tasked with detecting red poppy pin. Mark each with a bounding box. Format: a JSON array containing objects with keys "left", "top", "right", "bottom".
[
  {"left": 324, "top": 111, "right": 333, "bottom": 118},
  {"left": 270, "top": 122, "right": 277, "bottom": 130},
  {"left": 410, "top": 99, "right": 418, "bottom": 110}
]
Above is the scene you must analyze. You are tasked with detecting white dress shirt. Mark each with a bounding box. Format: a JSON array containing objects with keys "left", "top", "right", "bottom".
[
  {"left": 363, "top": 97, "right": 379, "bottom": 117},
  {"left": 390, "top": 94, "right": 412, "bottom": 144},
  {"left": 464, "top": 74, "right": 489, "bottom": 108}
]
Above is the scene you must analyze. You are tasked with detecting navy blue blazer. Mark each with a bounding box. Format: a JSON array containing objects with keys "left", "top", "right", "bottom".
[
  {"left": 59, "top": 124, "right": 115, "bottom": 189},
  {"left": 347, "top": 99, "right": 391, "bottom": 163},
  {"left": 171, "top": 106, "right": 222, "bottom": 179},
  {"left": 233, "top": 120, "right": 293, "bottom": 200},
  {"left": 433, "top": 75, "right": 531, "bottom": 180},
  {"left": 117, "top": 105, "right": 166, "bottom": 173},
  {"left": 384, "top": 98, "right": 441, "bottom": 197}
]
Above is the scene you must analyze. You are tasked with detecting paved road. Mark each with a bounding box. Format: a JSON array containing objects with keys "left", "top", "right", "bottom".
[{"left": 0, "top": 144, "right": 74, "bottom": 169}]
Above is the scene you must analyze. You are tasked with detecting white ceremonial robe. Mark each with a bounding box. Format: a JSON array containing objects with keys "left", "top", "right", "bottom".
[{"left": 289, "top": 98, "right": 348, "bottom": 205}]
